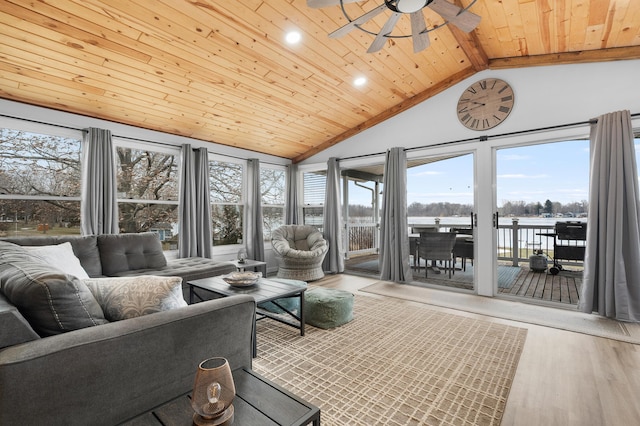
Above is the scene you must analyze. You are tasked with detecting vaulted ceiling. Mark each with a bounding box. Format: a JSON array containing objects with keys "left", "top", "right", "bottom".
[{"left": 1, "top": 0, "right": 638, "bottom": 162}]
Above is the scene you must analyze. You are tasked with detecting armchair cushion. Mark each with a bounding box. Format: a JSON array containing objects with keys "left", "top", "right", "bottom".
[{"left": 272, "top": 225, "right": 328, "bottom": 258}]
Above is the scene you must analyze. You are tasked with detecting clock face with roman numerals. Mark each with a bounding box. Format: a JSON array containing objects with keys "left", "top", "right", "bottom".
[{"left": 456, "top": 78, "right": 514, "bottom": 131}]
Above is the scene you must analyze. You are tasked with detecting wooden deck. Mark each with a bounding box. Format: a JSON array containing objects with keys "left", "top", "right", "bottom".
[
  {"left": 344, "top": 255, "right": 583, "bottom": 306},
  {"left": 498, "top": 267, "right": 582, "bottom": 305}
]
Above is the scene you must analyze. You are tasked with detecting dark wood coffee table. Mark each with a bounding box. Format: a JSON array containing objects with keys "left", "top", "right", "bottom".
[
  {"left": 188, "top": 276, "right": 306, "bottom": 356},
  {"left": 122, "top": 368, "right": 320, "bottom": 425}
]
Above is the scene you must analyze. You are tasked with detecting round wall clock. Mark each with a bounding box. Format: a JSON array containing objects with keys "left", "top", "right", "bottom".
[{"left": 456, "top": 78, "right": 514, "bottom": 131}]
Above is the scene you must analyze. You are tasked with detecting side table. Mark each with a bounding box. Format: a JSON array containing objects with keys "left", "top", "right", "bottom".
[
  {"left": 121, "top": 368, "right": 320, "bottom": 426},
  {"left": 228, "top": 259, "right": 267, "bottom": 273}
]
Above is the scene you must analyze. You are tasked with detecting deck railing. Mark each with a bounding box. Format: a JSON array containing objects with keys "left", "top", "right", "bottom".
[{"left": 346, "top": 218, "right": 586, "bottom": 267}]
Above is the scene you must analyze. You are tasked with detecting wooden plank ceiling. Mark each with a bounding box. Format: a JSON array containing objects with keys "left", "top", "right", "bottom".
[{"left": 0, "top": 0, "right": 638, "bottom": 162}]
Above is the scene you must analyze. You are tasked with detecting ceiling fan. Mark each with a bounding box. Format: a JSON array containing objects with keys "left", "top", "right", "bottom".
[{"left": 307, "top": 0, "right": 481, "bottom": 53}]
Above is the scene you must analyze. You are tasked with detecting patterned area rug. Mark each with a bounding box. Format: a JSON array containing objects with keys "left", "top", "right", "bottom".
[{"left": 253, "top": 294, "right": 527, "bottom": 426}]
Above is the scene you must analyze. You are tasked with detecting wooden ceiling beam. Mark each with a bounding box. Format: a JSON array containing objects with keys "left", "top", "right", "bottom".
[
  {"left": 449, "top": 0, "right": 489, "bottom": 72},
  {"left": 447, "top": 26, "right": 489, "bottom": 72},
  {"left": 293, "top": 67, "right": 477, "bottom": 163},
  {"left": 489, "top": 46, "right": 640, "bottom": 69}
]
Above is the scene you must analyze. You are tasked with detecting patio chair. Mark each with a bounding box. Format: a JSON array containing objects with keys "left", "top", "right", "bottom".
[
  {"left": 451, "top": 227, "right": 474, "bottom": 271},
  {"left": 418, "top": 232, "right": 457, "bottom": 278}
]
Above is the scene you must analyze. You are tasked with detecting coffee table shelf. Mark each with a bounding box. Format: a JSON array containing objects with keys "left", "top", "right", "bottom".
[
  {"left": 121, "top": 368, "right": 320, "bottom": 425},
  {"left": 188, "top": 276, "right": 306, "bottom": 357}
]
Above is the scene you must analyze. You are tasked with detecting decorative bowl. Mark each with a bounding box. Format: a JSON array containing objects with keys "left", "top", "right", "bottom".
[{"left": 222, "top": 271, "right": 262, "bottom": 287}]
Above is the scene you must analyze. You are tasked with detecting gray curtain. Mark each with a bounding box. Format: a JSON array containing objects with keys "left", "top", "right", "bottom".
[
  {"left": 285, "top": 163, "right": 299, "bottom": 224},
  {"left": 245, "top": 159, "right": 265, "bottom": 271},
  {"left": 322, "top": 157, "right": 344, "bottom": 273},
  {"left": 379, "top": 147, "right": 412, "bottom": 282},
  {"left": 178, "top": 145, "right": 212, "bottom": 258},
  {"left": 579, "top": 110, "right": 640, "bottom": 321},
  {"left": 81, "top": 127, "right": 119, "bottom": 235}
]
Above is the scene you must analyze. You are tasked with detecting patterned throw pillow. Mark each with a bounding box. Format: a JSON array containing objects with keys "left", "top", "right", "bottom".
[{"left": 83, "top": 276, "right": 187, "bottom": 321}]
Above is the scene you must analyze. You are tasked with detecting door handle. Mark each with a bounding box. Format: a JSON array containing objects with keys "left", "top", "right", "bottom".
[{"left": 493, "top": 212, "right": 499, "bottom": 229}]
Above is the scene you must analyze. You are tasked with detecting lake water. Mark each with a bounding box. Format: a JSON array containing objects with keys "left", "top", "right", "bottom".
[
  {"left": 408, "top": 216, "right": 587, "bottom": 227},
  {"left": 406, "top": 216, "right": 587, "bottom": 251}
]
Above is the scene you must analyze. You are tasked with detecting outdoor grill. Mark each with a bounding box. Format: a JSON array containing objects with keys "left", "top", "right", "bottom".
[{"left": 548, "top": 221, "right": 587, "bottom": 275}]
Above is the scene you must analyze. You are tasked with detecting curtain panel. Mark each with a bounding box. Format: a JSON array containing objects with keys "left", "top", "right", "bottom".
[
  {"left": 322, "top": 157, "right": 344, "bottom": 274},
  {"left": 579, "top": 110, "right": 640, "bottom": 321},
  {"left": 379, "top": 147, "right": 412, "bottom": 282},
  {"left": 80, "top": 127, "right": 119, "bottom": 236},
  {"left": 246, "top": 159, "right": 265, "bottom": 273},
  {"left": 178, "top": 145, "right": 212, "bottom": 258},
  {"left": 285, "top": 163, "right": 299, "bottom": 224}
]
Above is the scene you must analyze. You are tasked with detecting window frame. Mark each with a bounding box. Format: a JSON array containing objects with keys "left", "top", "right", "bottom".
[
  {"left": 112, "top": 138, "right": 181, "bottom": 240},
  {"left": 208, "top": 153, "right": 246, "bottom": 249},
  {"left": 260, "top": 163, "right": 287, "bottom": 241},
  {"left": 0, "top": 118, "right": 84, "bottom": 237}
]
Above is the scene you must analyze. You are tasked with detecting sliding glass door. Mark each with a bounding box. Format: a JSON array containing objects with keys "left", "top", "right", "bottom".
[
  {"left": 494, "top": 139, "right": 589, "bottom": 306},
  {"left": 407, "top": 152, "right": 476, "bottom": 291}
]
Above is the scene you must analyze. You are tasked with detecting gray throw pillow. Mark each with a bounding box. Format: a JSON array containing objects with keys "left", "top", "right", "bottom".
[
  {"left": 0, "top": 241, "right": 108, "bottom": 337},
  {"left": 83, "top": 275, "right": 187, "bottom": 321}
]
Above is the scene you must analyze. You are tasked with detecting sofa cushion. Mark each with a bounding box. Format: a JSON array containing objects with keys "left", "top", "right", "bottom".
[
  {"left": 83, "top": 276, "right": 187, "bottom": 321},
  {"left": 0, "top": 292, "right": 40, "bottom": 349},
  {"left": 110, "top": 257, "right": 237, "bottom": 282},
  {"left": 1, "top": 235, "right": 102, "bottom": 277},
  {"left": 0, "top": 241, "right": 108, "bottom": 337},
  {"left": 97, "top": 233, "right": 167, "bottom": 276},
  {"left": 23, "top": 242, "right": 90, "bottom": 279}
]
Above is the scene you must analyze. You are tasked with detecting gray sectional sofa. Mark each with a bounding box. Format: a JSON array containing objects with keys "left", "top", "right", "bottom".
[
  {"left": 0, "top": 233, "right": 253, "bottom": 425},
  {"left": 1, "top": 232, "right": 237, "bottom": 286}
]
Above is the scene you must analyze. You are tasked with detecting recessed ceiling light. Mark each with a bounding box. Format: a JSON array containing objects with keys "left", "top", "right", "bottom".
[
  {"left": 354, "top": 76, "right": 367, "bottom": 86},
  {"left": 285, "top": 31, "right": 301, "bottom": 44}
]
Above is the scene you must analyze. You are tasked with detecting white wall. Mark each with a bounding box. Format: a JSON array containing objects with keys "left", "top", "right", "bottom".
[{"left": 301, "top": 59, "right": 640, "bottom": 166}]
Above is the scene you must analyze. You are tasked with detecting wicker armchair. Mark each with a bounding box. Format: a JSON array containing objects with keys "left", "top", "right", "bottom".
[{"left": 271, "top": 225, "right": 329, "bottom": 281}]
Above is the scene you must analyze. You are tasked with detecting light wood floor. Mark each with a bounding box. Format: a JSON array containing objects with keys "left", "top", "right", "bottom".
[{"left": 314, "top": 273, "right": 640, "bottom": 426}]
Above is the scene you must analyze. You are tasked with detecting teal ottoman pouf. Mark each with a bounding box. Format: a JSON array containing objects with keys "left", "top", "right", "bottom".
[{"left": 304, "top": 287, "right": 354, "bottom": 329}]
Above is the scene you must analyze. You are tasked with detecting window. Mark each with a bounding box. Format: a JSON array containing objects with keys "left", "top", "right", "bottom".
[
  {"left": 115, "top": 143, "right": 179, "bottom": 246},
  {"left": 496, "top": 140, "right": 589, "bottom": 218},
  {"left": 261, "top": 166, "right": 285, "bottom": 240},
  {"left": 0, "top": 127, "right": 82, "bottom": 237},
  {"left": 302, "top": 170, "right": 326, "bottom": 226},
  {"left": 209, "top": 158, "right": 243, "bottom": 246}
]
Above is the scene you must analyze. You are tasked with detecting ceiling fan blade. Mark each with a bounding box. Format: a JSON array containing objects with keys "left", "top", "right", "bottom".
[
  {"left": 329, "top": 4, "right": 387, "bottom": 38},
  {"left": 429, "top": 0, "right": 481, "bottom": 33},
  {"left": 410, "top": 11, "right": 430, "bottom": 53},
  {"left": 367, "top": 12, "right": 402, "bottom": 53},
  {"left": 307, "top": 0, "right": 361, "bottom": 8}
]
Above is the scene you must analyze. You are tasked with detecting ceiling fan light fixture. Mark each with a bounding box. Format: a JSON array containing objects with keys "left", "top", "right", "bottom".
[
  {"left": 311, "top": 0, "right": 480, "bottom": 53},
  {"left": 387, "top": 0, "right": 430, "bottom": 13}
]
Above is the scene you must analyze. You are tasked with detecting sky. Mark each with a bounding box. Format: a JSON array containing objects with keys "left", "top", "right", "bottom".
[{"left": 348, "top": 138, "right": 640, "bottom": 207}]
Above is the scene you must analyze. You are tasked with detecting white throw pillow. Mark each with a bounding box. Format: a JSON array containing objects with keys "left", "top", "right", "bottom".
[
  {"left": 24, "top": 242, "right": 90, "bottom": 279},
  {"left": 83, "top": 276, "right": 187, "bottom": 321}
]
